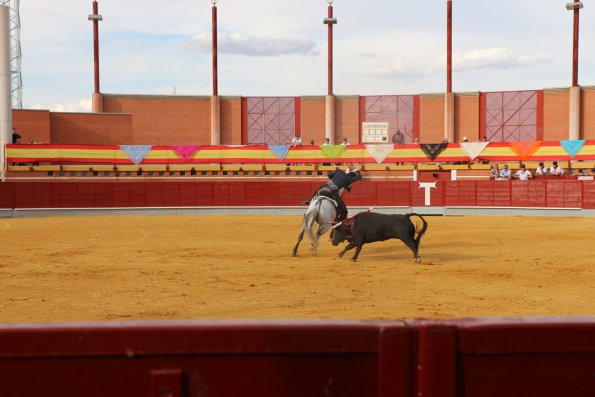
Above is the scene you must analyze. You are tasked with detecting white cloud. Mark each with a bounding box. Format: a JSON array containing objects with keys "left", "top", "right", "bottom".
[
  {"left": 186, "top": 32, "right": 318, "bottom": 57},
  {"left": 17, "top": 0, "right": 595, "bottom": 108},
  {"left": 372, "top": 60, "right": 434, "bottom": 79},
  {"left": 31, "top": 99, "right": 92, "bottom": 113},
  {"left": 437, "top": 48, "right": 553, "bottom": 72}
]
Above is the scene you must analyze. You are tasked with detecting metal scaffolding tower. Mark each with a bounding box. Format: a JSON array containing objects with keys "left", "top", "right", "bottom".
[{"left": 0, "top": 0, "right": 21, "bottom": 109}]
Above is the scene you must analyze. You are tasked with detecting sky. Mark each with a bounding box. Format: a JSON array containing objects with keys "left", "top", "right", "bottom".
[{"left": 18, "top": 0, "right": 595, "bottom": 112}]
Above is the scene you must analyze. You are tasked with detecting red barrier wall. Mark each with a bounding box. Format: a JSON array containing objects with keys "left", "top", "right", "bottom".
[
  {"left": 1, "top": 180, "right": 593, "bottom": 209},
  {"left": 0, "top": 318, "right": 594, "bottom": 397}
]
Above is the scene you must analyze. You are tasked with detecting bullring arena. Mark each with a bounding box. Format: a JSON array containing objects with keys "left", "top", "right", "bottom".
[
  {"left": 1, "top": 214, "right": 595, "bottom": 322},
  {"left": 2, "top": 1, "right": 595, "bottom": 396}
]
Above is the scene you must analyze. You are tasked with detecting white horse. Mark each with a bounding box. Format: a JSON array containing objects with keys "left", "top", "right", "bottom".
[{"left": 291, "top": 196, "right": 338, "bottom": 256}]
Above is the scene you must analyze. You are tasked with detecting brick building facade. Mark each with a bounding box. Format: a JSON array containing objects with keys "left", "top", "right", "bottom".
[{"left": 12, "top": 87, "right": 595, "bottom": 146}]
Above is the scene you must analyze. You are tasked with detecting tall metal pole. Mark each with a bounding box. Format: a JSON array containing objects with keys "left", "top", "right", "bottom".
[
  {"left": 571, "top": 2, "right": 580, "bottom": 87},
  {"left": 444, "top": 0, "right": 454, "bottom": 142},
  {"left": 88, "top": 1, "right": 103, "bottom": 112},
  {"left": 324, "top": 1, "right": 337, "bottom": 144},
  {"left": 446, "top": 0, "right": 452, "bottom": 93},
  {"left": 566, "top": 1, "right": 583, "bottom": 140},
  {"left": 327, "top": 4, "right": 333, "bottom": 96},
  {"left": 92, "top": 1, "right": 100, "bottom": 94},
  {"left": 212, "top": 2, "right": 218, "bottom": 96},
  {"left": 210, "top": 0, "right": 220, "bottom": 144}
]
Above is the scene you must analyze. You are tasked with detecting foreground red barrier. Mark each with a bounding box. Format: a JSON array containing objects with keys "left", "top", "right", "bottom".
[
  {"left": 0, "top": 317, "right": 594, "bottom": 397},
  {"left": 1, "top": 179, "right": 594, "bottom": 209}
]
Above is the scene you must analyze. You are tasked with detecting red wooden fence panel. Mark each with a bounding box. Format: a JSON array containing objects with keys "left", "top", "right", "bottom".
[
  {"left": 456, "top": 317, "right": 595, "bottom": 397},
  {"left": 493, "top": 181, "right": 512, "bottom": 207},
  {"left": 583, "top": 180, "right": 595, "bottom": 209},
  {"left": 1, "top": 318, "right": 595, "bottom": 396},
  {"left": 0, "top": 180, "right": 592, "bottom": 210},
  {"left": 0, "top": 321, "right": 412, "bottom": 397}
]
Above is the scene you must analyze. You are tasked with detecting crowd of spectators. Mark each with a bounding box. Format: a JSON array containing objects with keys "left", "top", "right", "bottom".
[{"left": 490, "top": 161, "right": 570, "bottom": 180}]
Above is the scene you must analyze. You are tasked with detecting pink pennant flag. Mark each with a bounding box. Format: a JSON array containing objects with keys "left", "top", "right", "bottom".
[{"left": 172, "top": 145, "right": 201, "bottom": 161}]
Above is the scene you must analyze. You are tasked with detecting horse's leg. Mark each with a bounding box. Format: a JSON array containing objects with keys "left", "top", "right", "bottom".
[
  {"left": 317, "top": 223, "right": 332, "bottom": 238},
  {"left": 291, "top": 230, "right": 305, "bottom": 257},
  {"left": 338, "top": 243, "right": 356, "bottom": 258}
]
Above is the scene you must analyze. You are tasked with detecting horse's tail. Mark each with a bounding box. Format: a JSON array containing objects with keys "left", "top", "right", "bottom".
[
  {"left": 303, "top": 199, "right": 322, "bottom": 250},
  {"left": 407, "top": 213, "right": 428, "bottom": 245}
]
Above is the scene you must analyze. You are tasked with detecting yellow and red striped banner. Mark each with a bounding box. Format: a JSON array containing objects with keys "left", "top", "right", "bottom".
[{"left": 6, "top": 141, "right": 595, "bottom": 165}]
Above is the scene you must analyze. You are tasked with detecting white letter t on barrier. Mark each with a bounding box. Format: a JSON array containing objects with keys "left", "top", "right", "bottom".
[{"left": 418, "top": 182, "right": 437, "bottom": 206}]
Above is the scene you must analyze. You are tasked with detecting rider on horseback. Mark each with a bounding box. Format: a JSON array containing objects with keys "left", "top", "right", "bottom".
[{"left": 305, "top": 163, "right": 362, "bottom": 221}]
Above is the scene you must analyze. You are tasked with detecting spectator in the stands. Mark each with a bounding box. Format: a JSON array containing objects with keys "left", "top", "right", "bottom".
[
  {"left": 550, "top": 161, "right": 564, "bottom": 176},
  {"left": 499, "top": 164, "right": 511, "bottom": 180},
  {"left": 291, "top": 135, "right": 302, "bottom": 148},
  {"left": 392, "top": 129, "right": 405, "bottom": 146},
  {"left": 512, "top": 164, "right": 532, "bottom": 180},
  {"left": 535, "top": 161, "right": 548, "bottom": 176},
  {"left": 11, "top": 128, "right": 21, "bottom": 144},
  {"left": 490, "top": 164, "right": 500, "bottom": 179}
]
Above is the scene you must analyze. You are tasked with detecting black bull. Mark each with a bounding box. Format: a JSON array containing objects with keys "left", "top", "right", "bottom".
[{"left": 331, "top": 212, "right": 428, "bottom": 263}]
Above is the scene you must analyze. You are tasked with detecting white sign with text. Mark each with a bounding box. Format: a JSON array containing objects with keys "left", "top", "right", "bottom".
[{"left": 362, "top": 122, "right": 389, "bottom": 143}]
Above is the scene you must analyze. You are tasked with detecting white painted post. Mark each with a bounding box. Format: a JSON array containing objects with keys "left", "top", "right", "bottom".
[{"left": 0, "top": 6, "right": 12, "bottom": 182}]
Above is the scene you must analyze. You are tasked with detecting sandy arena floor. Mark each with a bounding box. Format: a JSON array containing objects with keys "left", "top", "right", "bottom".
[{"left": 0, "top": 214, "right": 594, "bottom": 323}]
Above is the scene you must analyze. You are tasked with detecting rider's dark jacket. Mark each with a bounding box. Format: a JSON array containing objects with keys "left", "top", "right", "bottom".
[{"left": 327, "top": 169, "right": 362, "bottom": 192}]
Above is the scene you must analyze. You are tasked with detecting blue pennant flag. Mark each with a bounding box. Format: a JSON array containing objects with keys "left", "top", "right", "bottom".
[
  {"left": 560, "top": 140, "right": 585, "bottom": 158},
  {"left": 120, "top": 145, "right": 153, "bottom": 165},
  {"left": 268, "top": 144, "right": 291, "bottom": 161}
]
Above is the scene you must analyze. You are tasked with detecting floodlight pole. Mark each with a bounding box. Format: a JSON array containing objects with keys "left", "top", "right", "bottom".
[
  {"left": 212, "top": 1, "right": 218, "bottom": 96},
  {"left": 444, "top": 0, "right": 454, "bottom": 143},
  {"left": 324, "top": 1, "right": 337, "bottom": 144},
  {"left": 570, "top": 1, "right": 581, "bottom": 87},
  {"left": 88, "top": 1, "right": 103, "bottom": 112},
  {"left": 567, "top": 1, "right": 583, "bottom": 140},
  {"left": 211, "top": 0, "right": 220, "bottom": 144}
]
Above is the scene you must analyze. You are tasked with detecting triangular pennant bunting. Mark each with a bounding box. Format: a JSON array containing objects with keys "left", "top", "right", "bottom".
[
  {"left": 460, "top": 142, "right": 489, "bottom": 160},
  {"left": 172, "top": 145, "right": 200, "bottom": 161},
  {"left": 560, "top": 140, "right": 585, "bottom": 158},
  {"left": 510, "top": 141, "right": 541, "bottom": 161},
  {"left": 268, "top": 144, "right": 291, "bottom": 161},
  {"left": 120, "top": 145, "right": 153, "bottom": 165},
  {"left": 366, "top": 144, "right": 394, "bottom": 164},
  {"left": 420, "top": 143, "right": 448, "bottom": 160},
  {"left": 320, "top": 144, "right": 347, "bottom": 159}
]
